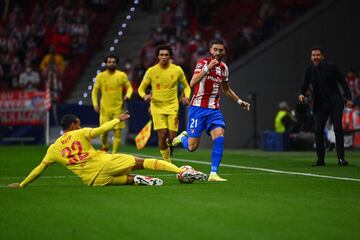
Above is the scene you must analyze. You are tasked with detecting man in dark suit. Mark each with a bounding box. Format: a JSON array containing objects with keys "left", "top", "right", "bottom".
[{"left": 298, "top": 47, "right": 353, "bottom": 166}]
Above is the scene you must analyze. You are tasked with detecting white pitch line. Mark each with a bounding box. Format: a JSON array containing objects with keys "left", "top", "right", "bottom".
[
  {"left": 131, "top": 153, "right": 360, "bottom": 183},
  {"left": 1, "top": 153, "right": 359, "bottom": 185}
]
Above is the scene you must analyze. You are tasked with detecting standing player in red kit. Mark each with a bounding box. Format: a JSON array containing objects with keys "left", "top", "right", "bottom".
[{"left": 172, "top": 39, "right": 250, "bottom": 181}]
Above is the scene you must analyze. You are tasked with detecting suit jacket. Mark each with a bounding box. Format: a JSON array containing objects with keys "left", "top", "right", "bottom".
[{"left": 300, "top": 62, "right": 351, "bottom": 111}]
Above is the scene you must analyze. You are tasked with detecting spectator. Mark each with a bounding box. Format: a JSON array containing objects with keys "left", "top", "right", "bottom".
[
  {"left": 40, "top": 46, "right": 64, "bottom": 125},
  {"left": 345, "top": 68, "right": 359, "bottom": 99},
  {"left": 40, "top": 46, "right": 66, "bottom": 76},
  {"left": 69, "top": 16, "right": 89, "bottom": 53},
  {"left": 18, "top": 63, "right": 40, "bottom": 91},
  {"left": 48, "top": 25, "right": 72, "bottom": 59},
  {"left": 123, "top": 58, "right": 137, "bottom": 92},
  {"left": 139, "top": 38, "right": 156, "bottom": 68},
  {"left": 10, "top": 56, "right": 22, "bottom": 88},
  {"left": 274, "top": 101, "right": 297, "bottom": 133}
]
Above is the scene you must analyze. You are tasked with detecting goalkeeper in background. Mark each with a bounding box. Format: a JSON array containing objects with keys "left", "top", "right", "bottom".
[
  {"left": 138, "top": 45, "right": 191, "bottom": 163},
  {"left": 92, "top": 54, "right": 133, "bottom": 153},
  {"left": 8, "top": 112, "right": 207, "bottom": 188}
]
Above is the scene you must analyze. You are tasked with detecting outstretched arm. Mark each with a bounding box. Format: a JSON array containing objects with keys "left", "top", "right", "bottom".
[
  {"left": 8, "top": 161, "right": 49, "bottom": 188},
  {"left": 221, "top": 81, "right": 250, "bottom": 111},
  {"left": 89, "top": 111, "right": 130, "bottom": 139}
]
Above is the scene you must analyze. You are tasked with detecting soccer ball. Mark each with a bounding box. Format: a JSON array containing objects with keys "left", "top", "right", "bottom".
[{"left": 176, "top": 165, "right": 195, "bottom": 184}]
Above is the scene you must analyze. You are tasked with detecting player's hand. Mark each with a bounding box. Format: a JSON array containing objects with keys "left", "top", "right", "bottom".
[
  {"left": 208, "top": 59, "right": 219, "bottom": 70},
  {"left": 182, "top": 96, "right": 190, "bottom": 105},
  {"left": 94, "top": 106, "right": 100, "bottom": 113},
  {"left": 298, "top": 94, "right": 305, "bottom": 102},
  {"left": 118, "top": 111, "right": 130, "bottom": 121},
  {"left": 143, "top": 94, "right": 152, "bottom": 102},
  {"left": 346, "top": 100, "right": 353, "bottom": 108},
  {"left": 241, "top": 101, "right": 250, "bottom": 111},
  {"left": 8, "top": 183, "right": 21, "bottom": 188}
]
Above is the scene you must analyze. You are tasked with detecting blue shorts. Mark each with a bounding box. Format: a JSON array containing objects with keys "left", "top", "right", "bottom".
[{"left": 187, "top": 106, "right": 225, "bottom": 138}]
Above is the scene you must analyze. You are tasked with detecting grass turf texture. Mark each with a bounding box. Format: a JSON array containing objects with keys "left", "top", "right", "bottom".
[{"left": 1, "top": 145, "right": 360, "bottom": 240}]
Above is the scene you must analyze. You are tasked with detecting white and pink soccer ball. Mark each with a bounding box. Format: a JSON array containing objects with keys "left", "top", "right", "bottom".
[{"left": 176, "top": 165, "right": 195, "bottom": 183}]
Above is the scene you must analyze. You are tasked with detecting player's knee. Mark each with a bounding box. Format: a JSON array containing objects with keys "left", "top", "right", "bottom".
[
  {"left": 134, "top": 157, "right": 144, "bottom": 170},
  {"left": 114, "top": 129, "right": 121, "bottom": 137},
  {"left": 188, "top": 143, "right": 198, "bottom": 152}
]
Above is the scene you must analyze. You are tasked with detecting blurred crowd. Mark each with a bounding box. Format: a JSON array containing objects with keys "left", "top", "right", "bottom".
[
  {"left": 122, "top": 0, "right": 321, "bottom": 96},
  {"left": 0, "top": 0, "right": 94, "bottom": 92},
  {"left": 1, "top": 0, "right": 323, "bottom": 99}
]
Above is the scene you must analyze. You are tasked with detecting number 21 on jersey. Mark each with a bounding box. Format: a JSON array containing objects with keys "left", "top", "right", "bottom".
[{"left": 190, "top": 118, "right": 198, "bottom": 128}]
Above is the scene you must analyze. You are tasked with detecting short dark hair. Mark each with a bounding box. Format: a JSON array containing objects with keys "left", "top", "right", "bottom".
[
  {"left": 311, "top": 46, "right": 324, "bottom": 55},
  {"left": 210, "top": 39, "right": 225, "bottom": 48},
  {"left": 156, "top": 45, "right": 173, "bottom": 57},
  {"left": 60, "top": 114, "right": 78, "bottom": 131},
  {"left": 104, "top": 54, "right": 119, "bottom": 64}
]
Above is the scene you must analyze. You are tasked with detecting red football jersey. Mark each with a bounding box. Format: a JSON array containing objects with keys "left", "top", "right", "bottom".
[{"left": 190, "top": 57, "right": 229, "bottom": 109}]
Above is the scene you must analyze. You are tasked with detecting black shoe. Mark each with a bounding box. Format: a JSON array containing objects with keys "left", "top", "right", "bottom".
[
  {"left": 312, "top": 160, "right": 325, "bottom": 166},
  {"left": 338, "top": 158, "right": 349, "bottom": 166}
]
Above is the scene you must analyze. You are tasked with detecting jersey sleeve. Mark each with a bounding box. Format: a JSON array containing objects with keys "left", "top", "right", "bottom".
[
  {"left": 223, "top": 63, "right": 229, "bottom": 82},
  {"left": 20, "top": 150, "right": 55, "bottom": 187},
  {"left": 88, "top": 119, "right": 121, "bottom": 138},
  {"left": 194, "top": 60, "right": 205, "bottom": 74},
  {"left": 122, "top": 73, "right": 133, "bottom": 99},
  {"left": 91, "top": 74, "right": 101, "bottom": 107},
  {"left": 138, "top": 69, "right": 151, "bottom": 98}
]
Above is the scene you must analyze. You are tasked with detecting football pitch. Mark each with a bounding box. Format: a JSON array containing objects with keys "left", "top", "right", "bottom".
[{"left": 1, "top": 145, "right": 359, "bottom": 240}]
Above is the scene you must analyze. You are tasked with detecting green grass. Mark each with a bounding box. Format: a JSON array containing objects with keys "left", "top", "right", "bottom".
[{"left": 1, "top": 145, "right": 360, "bottom": 240}]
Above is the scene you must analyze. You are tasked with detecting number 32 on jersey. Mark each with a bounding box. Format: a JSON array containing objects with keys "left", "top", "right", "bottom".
[{"left": 61, "top": 141, "right": 89, "bottom": 165}]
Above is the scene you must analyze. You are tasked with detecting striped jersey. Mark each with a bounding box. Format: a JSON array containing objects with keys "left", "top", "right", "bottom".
[{"left": 190, "top": 57, "right": 229, "bottom": 109}]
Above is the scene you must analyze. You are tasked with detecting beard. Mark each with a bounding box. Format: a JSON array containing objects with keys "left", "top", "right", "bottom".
[
  {"left": 211, "top": 53, "right": 222, "bottom": 61},
  {"left": 312, "top": 59, "right": 321, "bottom": 66},
  {"left": 107, "top": 65, "right": 116, "bottom": 71}
]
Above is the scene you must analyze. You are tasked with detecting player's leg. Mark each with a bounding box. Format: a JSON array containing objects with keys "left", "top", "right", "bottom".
[
  {"left": 168, "top": 114, "right": 179, "bottom": 143},
  {"left": 153, "top": 113, "right": 171, "bottom": 162},
  {"left": 208, "top": 126, "right": 226, "bottom": 181},
  {"left": 112, "top": 112, "right": 125, "bottom": 153},
  {"left": 330, "top": 104, "right": 348, "bottom": 165},
  {"left": 92, "top": 154, "right": 163, "bottom": 186},
  {"left": 99, "top": 112, "right": 109, "bottom": 151},
  {"left": 94, "top": 174, "right": 163, "bottom": 186},
  {"left": 207, "top": 109, "right": 227, "bottom": 182},
  {"left": 314, "top": 109, "right": 329, "bottom": 165},
  {"left": 172, "top": 106, "right": 203, "bottom": 151},
  {"left": 133, "top": 157, "right": 207, "bottom": 181},
  {"left": 157, "top": 129, "right": 171, "bottom": 162},
  {"left": 133, "top": 157, "right": 180, "bottom": 173},
  {"left": 167, "top": 114, "right": 179, "bottom": 156},
  {"left": 112, "top": 129, "right": 121, "bottom": 154}
]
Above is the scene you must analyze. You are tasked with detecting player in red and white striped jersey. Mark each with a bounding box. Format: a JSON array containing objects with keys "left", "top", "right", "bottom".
[
  {"left": 190, "top": 55, "right": 229, "bottom": 109},
  {"left": 173, "top": 40, "right": 250, "bottom": 181}
]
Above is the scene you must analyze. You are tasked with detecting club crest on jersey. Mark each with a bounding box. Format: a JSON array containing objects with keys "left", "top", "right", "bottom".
[{"left": 196, "top": 63, "right": 203, "bottom": 69}]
